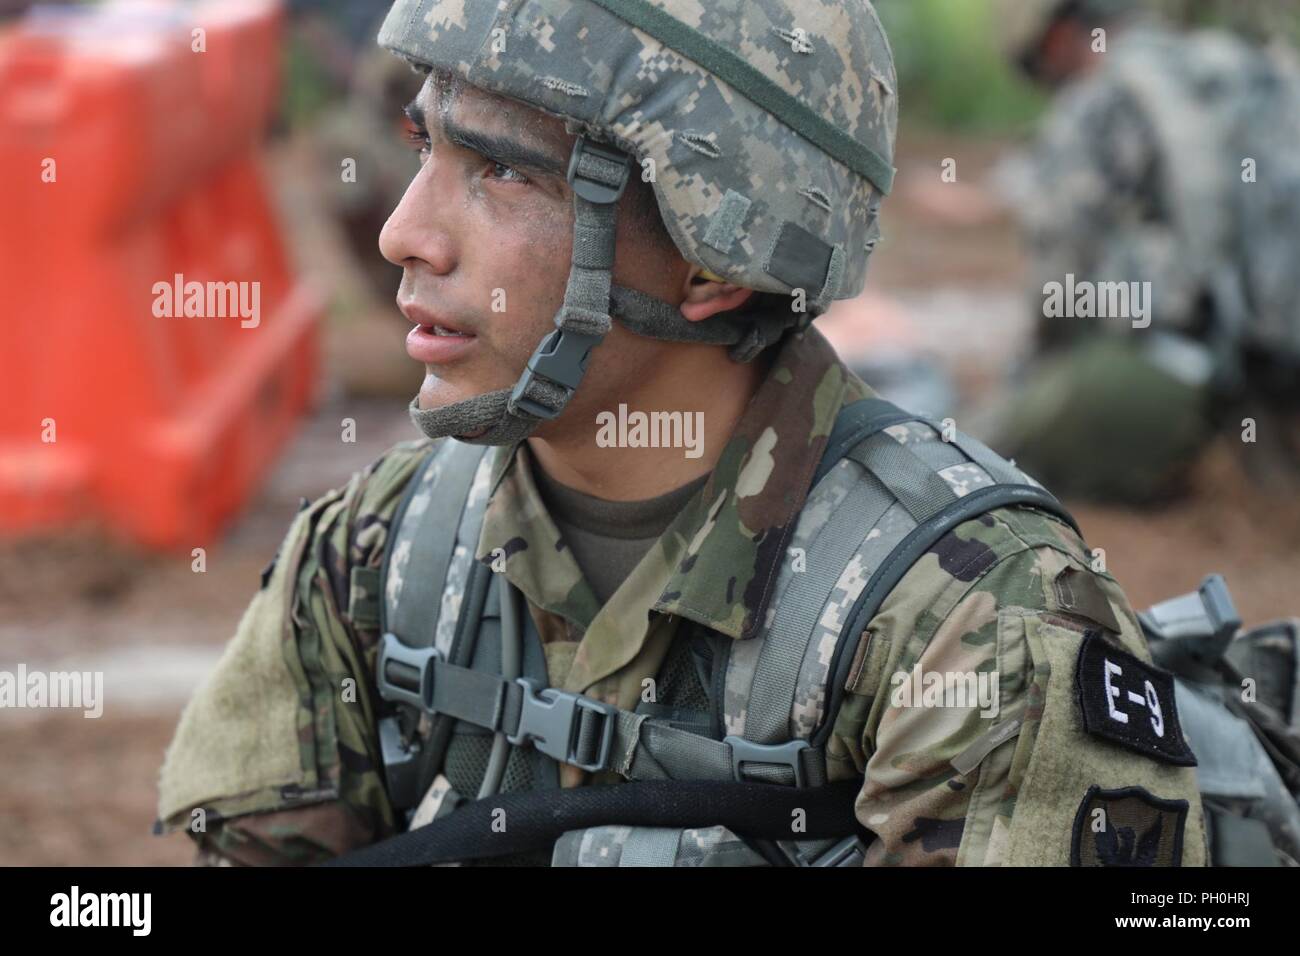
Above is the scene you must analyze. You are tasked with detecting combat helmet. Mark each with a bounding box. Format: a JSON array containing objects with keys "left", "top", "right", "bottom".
[{"left": 378, "top": 0, "right": 898, "bottom": 444}]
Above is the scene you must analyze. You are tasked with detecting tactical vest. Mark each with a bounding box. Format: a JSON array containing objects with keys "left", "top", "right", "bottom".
[{"left": 362, "top": 397, "right": 1079, "bottom": 866}]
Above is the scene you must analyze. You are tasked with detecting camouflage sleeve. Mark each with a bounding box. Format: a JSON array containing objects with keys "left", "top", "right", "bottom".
[
  {"left": 827, "top": 506, "right": 1207, "bottom": 866},
  {"left": 156, "top": 439, "right": 437, "bottom": 865},
  {"left": 1005, "top": 76, "right": 1201, "bottom": 333}
]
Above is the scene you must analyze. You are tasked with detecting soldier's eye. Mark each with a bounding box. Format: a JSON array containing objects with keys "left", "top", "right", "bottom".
[
  {"left": 403, "top": 125, "right": 431, "bottom": 157},
  {"left": 486, "top": 161, "right": 530, "bottom": 185}
]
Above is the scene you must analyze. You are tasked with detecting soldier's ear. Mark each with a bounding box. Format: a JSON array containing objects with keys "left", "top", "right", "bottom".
[{"left": 679, "top": 266, "right": 754, "bottom": 323}]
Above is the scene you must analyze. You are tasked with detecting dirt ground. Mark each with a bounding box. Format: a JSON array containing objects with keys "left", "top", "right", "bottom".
[{"left": 2, "top": 130, "right": 1296, "bottom": 867}]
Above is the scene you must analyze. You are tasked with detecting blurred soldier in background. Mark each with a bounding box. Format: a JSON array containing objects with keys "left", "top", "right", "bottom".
[
  {"left": 314, "top": 47, "right": 424, "bottom": 304},
  {"left": 991, "top": 0, "right": 1300, "bottom": 502}
]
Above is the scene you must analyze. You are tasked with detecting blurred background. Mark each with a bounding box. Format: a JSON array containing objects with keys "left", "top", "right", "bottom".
[{"left": 1, "top": 0, "right": 1297, "bottom": 865}]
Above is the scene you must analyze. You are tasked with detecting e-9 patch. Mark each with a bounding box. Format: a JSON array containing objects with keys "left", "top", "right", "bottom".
[{"left": 1075, "top": 631, "right": 1197, "bottom": 766}]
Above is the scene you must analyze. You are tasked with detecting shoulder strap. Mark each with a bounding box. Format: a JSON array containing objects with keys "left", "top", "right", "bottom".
[
  {"left": 375, "top": 400, "right": 1078, "bottom": 794},
  {"left": 376, "top": 439, "right": 494, "bottom": 810},
  {"left": 811, "top": 396, "right": 920, "bottom": 488},
  {"left": 357, "top": 398, "right": 1079, "bottom": 863},
  {"left": 728, "top": 397, "right": 1079, "bottom": 749},
  {"left": 380, "top": 439, "right": 492, "bottom": 647}
]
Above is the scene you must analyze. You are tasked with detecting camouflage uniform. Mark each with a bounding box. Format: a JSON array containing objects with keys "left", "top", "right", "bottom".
[
  {"left": 156, "top": 0, "right": 1206, "bottom": 865},
  {"left": 157, "top": 323, "right": 1206, "bottom": 865},
  {"left": 1003, "top": 23, "right": 1208, "bottom": 344},
  {"left": 994, "top": 18, "right": 1223, "bottom": 501}
]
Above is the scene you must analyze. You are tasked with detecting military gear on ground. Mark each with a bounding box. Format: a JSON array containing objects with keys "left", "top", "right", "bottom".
[
  {"left": 158, "top": 325, "right": 1209, "bottom": 866},
  {"left": 991, "top": 336, "right": 1214, "bottom": 503},
  {"left": 379, "top": 0, "right": 897, "bottom": 443},
  {"left": 1141, "top": 576, "right": 1300, "bottom": 865},
  {"left": 314, "top": 46, "right": 424, "bottom": 304}
]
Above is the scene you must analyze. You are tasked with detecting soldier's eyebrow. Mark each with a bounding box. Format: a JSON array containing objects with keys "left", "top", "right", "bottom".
[
  {"left": 403, "top": 99, "right": 426, "bottom": 131},
  {"left": 404, "top": 97, "right": 568, "bottom": 178}
]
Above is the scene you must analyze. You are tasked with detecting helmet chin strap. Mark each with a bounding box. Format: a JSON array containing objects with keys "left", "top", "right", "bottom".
[{"left": 409, "top": 137, "right": 801, "bottom": 447}]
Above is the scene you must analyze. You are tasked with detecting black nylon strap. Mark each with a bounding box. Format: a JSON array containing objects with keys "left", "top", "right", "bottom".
[
  {"left": 322, "top": 779, "right": 863, "bottom": 867},
  {"left": 428, "top": 659, "right": 524, "bottom": 734}
]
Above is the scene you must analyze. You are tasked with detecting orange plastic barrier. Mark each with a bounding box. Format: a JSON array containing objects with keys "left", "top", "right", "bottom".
[{"left": 0, "top": 0, "right": 321, "bottom": 550}]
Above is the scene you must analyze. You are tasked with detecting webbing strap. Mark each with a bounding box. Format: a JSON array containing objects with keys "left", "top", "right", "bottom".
[
  {"left": 584, "top": 0, "right": 894, "bottom": 195},
  {"left": 506, "top": 138, "right": 627, "bottom": 423},
  {"left": 810, "top": 397, "right": 917, "bottom": 489},
  {"left": 383, "top": 441, "right": 488, "bottom": 646},
  {"left": 933, "top": 426, "right": 1026, "bottom": 486},
  {"left": 814, "top": 482, "right": 1079, "bottom": 749},
  {"left": 852, "top": 431, "right": 959, "bottom": 523},
  {"left": 743, "top": 470, "right": 895, "bottom": 744},
  {"left": 619, "top": 827, "right": 683, "bottom": 867},
  {"left": 384, "top": 654, "right": 831, "bottom": 786},
  {"left": 613, "top": 710, "right": 828, "bottom": 787}
]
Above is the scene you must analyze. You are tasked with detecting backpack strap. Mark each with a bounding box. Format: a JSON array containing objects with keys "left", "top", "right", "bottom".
[
  {"left": 379, "top": 438, "right": 493, "bottom": 647},
  {"left": 366, "top": 398, "right": 1081, "bottom": 862},
  {"left": 376, "top": 439, "right": 494, "bottom": 811},
  {"left": 732, "top": 400, "right": 1078, "bottom": 752}
]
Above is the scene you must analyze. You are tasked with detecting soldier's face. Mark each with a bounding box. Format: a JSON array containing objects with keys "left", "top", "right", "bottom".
[{"left": 379, "top": 73, "right": 691, "bottom": 437}]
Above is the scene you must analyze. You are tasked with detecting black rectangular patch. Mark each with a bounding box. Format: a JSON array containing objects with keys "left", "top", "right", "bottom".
[
  {"left": 763, "top": 221, "right": 833, "bottom": 294},
  {"left": 1072, "top": 785, "right": 1188, "bottom": 866},
  {"left": 1075, "top": 631, "right": 1196, "bottom": 766}
]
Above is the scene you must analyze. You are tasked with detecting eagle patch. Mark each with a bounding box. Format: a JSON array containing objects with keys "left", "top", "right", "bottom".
[{"left": 1071, "top": 785, "right": 1188, "bottom": 867}]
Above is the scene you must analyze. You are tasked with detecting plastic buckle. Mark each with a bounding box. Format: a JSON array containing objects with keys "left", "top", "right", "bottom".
[
  {"left": 1197, "top": 574, "right": 1240, "bottom": 640},
  {"left": 507, "top": 678, "right": 617, "bottom": 772},
  {"left": 566, "top": 136, "right": 631, "bottom": 205},
  {"left": 508, "top": 326, "right": 604, "bottom": 420},
  {"left": 808, "top": 835, "right": 867, "bottom": 867},
  {"left": 376, "top": 632, "right": 440, "bottom": 712},
  {"left": 725, "top": 736, "right": 810, "bottom": 788},
  {"left": 1140, "top": 573, "right": 1242, "bottom": 669},
  {"left": 377, "top": 715, "right": 422, "bottom": 811}
]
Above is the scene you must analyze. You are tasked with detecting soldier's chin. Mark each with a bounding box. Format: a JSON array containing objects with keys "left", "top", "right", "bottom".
[
  {"left": 416, "top": 374, "right": 468, "bottom": 411},
  {"left": 417, "top": 376, "right": 494, "bottom": 440}
]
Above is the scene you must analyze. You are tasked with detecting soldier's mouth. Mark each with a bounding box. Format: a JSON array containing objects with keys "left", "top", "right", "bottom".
[{"left": 406, "top": 323, "right": 478, "bottom": 364}]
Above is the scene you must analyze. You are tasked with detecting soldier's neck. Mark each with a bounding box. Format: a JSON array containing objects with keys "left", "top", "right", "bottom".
[{"left": 526, "top": 347, "right": 769, "bottom": 501}]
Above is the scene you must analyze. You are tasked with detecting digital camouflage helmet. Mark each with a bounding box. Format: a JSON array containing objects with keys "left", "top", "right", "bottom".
[{"left": 378, "top": 0, "right": 898, "bottom": 443}]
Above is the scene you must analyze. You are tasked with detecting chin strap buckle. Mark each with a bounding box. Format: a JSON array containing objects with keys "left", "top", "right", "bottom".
[
  {"left": 566, "top": 135, "right": 631, "bottom": 204},
  {"left": 506, "top": 137, "right": 630, "bottom": 423},
  {"left": 508, "top": 326, "right": 605, "bottom": 421}
]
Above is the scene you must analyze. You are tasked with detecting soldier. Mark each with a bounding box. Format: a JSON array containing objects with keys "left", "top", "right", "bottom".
[
  {"left": 157, "top": 0, "right": 1206, "bottom": 867},
  {"left": 991, "top": 0, "right": 1300, "bottom": 501}
]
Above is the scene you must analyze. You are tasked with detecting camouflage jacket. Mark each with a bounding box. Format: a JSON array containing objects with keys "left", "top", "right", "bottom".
[
  {"left": 158, "top": 327, "right": 1206, "bottom": 866},
  {"left": 1002, "top": 24, "right": 1205, "bottom": 344}
]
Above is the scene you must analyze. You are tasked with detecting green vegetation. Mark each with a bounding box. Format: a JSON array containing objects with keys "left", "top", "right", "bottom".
[{"left": 876, "top": 0, "right": 1046, "bottom": 134}]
